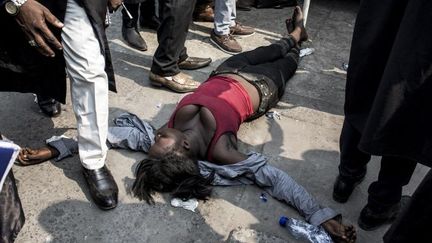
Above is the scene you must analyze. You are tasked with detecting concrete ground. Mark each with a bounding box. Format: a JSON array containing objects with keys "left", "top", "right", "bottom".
[{"left": 1, "top": 0, "right": 429, "bottom": 242}]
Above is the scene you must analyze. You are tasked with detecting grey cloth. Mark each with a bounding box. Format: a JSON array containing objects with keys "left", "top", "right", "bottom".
[
  {"left": 107, "top": 113, "right": 155, "bottom": 152},
  {"left": 45, "top": 136, "right": 78, "bottom": 162},
  {"left": 198, "top": 152, "right": 338, "bottom": 226}
]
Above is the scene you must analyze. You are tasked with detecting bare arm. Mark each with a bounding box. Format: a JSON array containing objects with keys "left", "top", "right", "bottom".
[{"left": 211, "top": 134, "right": 248, "bottom": 164}]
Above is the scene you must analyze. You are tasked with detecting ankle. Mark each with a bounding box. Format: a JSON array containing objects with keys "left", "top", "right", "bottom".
[{"left": 290, "top": 29, "right": 301, "bottom": 43}]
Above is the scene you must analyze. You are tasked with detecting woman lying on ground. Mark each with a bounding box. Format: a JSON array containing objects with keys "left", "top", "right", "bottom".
[{"left": 17, "top": 7, "right": 356, "bottom": 243}]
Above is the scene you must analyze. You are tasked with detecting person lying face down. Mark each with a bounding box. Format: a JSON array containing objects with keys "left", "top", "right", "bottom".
[{"left": 17, "top": 7, "right": 356, "bottom": 242}]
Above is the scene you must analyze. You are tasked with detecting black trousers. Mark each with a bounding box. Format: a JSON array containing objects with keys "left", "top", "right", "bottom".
[
  {"left": 151, "top": 0, "right": 196, "bottom": 76},
  {"left": 212, "top": 37, "right": 299, "bottom": 118},
  {"left": 339, "top": 119, "right": 417, "bottom": 210},
  {"left": 123, "top": 0, "right": 159, "bottom": 27},
  {"left": 383, "top": 169, "right": 432, "bottom": 243}
]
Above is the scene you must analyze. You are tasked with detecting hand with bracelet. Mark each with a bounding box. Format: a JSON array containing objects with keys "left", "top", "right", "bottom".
[{"left": 5, "top": 0, "right": 64, "bottom": 57}]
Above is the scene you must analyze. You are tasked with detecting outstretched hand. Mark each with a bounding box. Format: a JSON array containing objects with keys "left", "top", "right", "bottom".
[
  {"left": 322, "top": 218, "right": 357, "bottom": 243},
  {"left": 15, "top": 0, "right": 64, "bottom": 57}
]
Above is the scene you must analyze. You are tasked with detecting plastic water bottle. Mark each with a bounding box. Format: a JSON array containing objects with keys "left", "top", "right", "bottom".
[{"left": 279, "top": 216, "right": 333, "bottom": 243}]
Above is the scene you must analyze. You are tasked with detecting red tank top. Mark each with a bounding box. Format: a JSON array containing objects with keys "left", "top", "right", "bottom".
[{"left": 168, "top": 76, "right": 254, "bottom": 161}]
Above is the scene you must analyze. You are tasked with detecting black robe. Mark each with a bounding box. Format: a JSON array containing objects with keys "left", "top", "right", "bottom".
[
  {"left": 0, "top": 0, "right": 116, "bottom": 104},
  {"left": 345, "top": 0, "right": 432, "bottom": 166}
]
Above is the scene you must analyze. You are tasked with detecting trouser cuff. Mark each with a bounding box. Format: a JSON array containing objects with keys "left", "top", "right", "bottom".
[{"left": 307, "top": 207, "right": 340, "bottom": 226}]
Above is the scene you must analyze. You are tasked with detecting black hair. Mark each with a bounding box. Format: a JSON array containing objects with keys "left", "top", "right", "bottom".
[{"left": 132, "top": 151, "right": 215, "bottom": 204}]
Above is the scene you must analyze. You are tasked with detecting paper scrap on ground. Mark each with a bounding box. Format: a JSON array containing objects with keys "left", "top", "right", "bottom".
[
  {"left": 341, "top": 63, "right": 349, "bottom": 71},
  {"left": 265, "top": 111, "right": 281, "bottom": 120},
  {"left": 260, "top": 193, "right": 268, "bottom": 202},
  {"left": 300, "top": 48, "right": 315, "bottom": 57},
  {"left": 322, "top": 67, "right": 347, "bottom": 75},
  {"left": 171, "top": 198, "right": 199, "bottom": 212}
]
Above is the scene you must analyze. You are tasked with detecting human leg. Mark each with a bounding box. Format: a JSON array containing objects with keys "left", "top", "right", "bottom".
[
  {"left": 214, "top": 6, "right": 304, "bottom": 71},
  {"left": 150, "top": 0, "right": 211, "bottom": 92},
  {"left": 140, "top": 0, "right": 161, "bottom": 30},
  {"left": 214, "top": 0, "right": 234, "bottom": 36},
  {"left": 62, "top": 4, "right": 108, "bottom": 170},
  {"left": 333, "top": 119, "right": 371, "bottom": 203},
  {"left": 62, "top": 0, "right": 118, "bottom": 210},
  {"left": 227, "top": 1, "right": 255, "bottom": 37},
  {"left": 383, "top": 169, "right": 432, "bottom": 243},
  {"left": 248, "top": 46, "right": 299, "bottom": 95},
  {"left": 358, "top": 156, "right": 417, "bottom": 230},
  {"left": 211, "top": 0, "right": 242, "bottom": 54},
  {"left": 151, "top": 0, "right": 197, "bottom": 76},
  {"left": 215, "top": 36, "right": 297, "bottom": 73},
  {"left": 122, "top": 2, "right": 148, "bottom": 51}
]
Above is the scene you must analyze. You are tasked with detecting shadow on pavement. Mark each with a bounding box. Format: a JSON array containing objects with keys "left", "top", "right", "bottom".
[{"left": 37, "top": 200, "right": 224, "bottom": 242}]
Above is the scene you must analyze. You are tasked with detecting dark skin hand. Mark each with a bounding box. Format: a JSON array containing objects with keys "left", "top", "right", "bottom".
[
  {"left": 16, "top": 146, "right": 59, "bottom": 166},
  {"left": 322, "top": 218, "right": 357, "bottom": 243},
  {"left": 15, "top": 0, "right": 64, "bottom": 57},
  {"left": 15, "top": 0, "right": 122, "bottom": 57}
]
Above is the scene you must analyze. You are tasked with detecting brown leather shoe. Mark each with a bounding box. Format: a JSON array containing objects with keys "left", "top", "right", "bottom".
[
  {"left": 178, "top": 56, "right": 212, "bottom": 70},
  {"left": 149, "top": 72, "right": 200, "bottom": 93},
  {"left": 193, "top": 4, "right": 214, "bottom": 22},
  {"left": 210, "top": 31, "right": 242, "bottom": 54},
  {"left": 230, "top": 22, "right": 255, "bottom": 37}
]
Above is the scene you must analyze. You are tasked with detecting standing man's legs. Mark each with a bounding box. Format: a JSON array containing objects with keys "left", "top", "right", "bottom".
[
  {"left": 140, "top": 0, "right": 161, "bottom": 30},
  {"left": 211, "top": 0, "right": 240, "bottom": 54},
  {"left": 211, "top": 0, "right": 254, "bottom": 54},
  {"left": 149, "top": 0, "right": 212, "bottom": 93},
  {"left": 359, "top": 156, "right": 416, "bottom": 230},
  {"left": 122, "top": 2, "right": 148, "bottom": 51},
  {"left": 62, "top": 0, "right": 118, "bottom": 210},
  {"left": 214, "top": 0, "right": 235, "bottom": 36},
  {"left": 333, "top": 120, "right": 417, "bottom": 230},
  {"left": 333, "top": 120, "right": 371, "bottom": 203},
  {"left": 383, "top": 169, "right": 432, "bottom": 243}
]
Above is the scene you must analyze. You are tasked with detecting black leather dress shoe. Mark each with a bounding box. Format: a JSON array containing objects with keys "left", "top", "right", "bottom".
[
  {"left": 178, "top": 57, "right": 212, "bottom": 70},
  {"left": 358, "top": 196, "right": 411, "bottom": 231},
  {"left": 82, "top": 165, "right": 118, "bottom": 210},
  {"left": 122, "top": 26, "right": 147, "bottom": 51},
  {"left": 37, "top": 95, "right": 61, "bottom": 117},
  {"left": 332, "top": 175, "right": 364, "bottom": 203}
]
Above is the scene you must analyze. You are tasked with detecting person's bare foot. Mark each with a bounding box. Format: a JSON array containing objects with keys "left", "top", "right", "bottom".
[
  {"left": 285, "top": 6, "right": 308, "bottom": 44},
  {"left": 16, "top": 146, "right": 59, "bottom": 166},
  {"left": 321, "top": 218, "right": 357, "bottom": 243}
]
